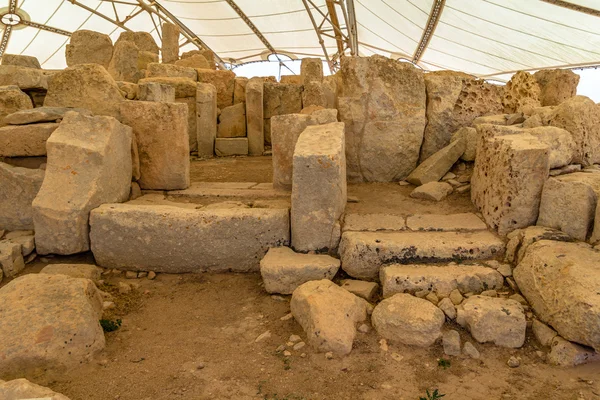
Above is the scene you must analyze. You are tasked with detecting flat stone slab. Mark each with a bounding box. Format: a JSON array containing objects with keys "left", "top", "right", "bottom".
[
  {"left": 343, "top": 213, "right": 406, "bottom": 232},
  {"left": 40, "top": 263, "right": 102, "bottom": 283},
  {"left": 339, "top": 231, "right": 506, "bottom": 280},
  {"left": 380, "top": 263, "right": 504, "bottom": 298},
  {"left": 0, "top": 162, "right": 44, "bottom": 231},
  {"left": 0, "top": 123, "right": 59, "bottom": 156},
  {"left": 215, "top": 137, "right": 248, "bottom": 156},
  {"left": 167, "top": 182, "right": 290, "bottom": 200},
  {"left": 406, "top": 213, "right": 487, "bottom": 231},
  {"left": 4, "top": 107, "right": 92, "bottom": 125},
  {"left": 90, "top": 203, "right": 290, "bottom": 273}
]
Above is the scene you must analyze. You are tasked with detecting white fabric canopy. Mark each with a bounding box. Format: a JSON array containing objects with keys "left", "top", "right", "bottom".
[{"left": 1, "top": 0, "right": 599, "bottom": 80}]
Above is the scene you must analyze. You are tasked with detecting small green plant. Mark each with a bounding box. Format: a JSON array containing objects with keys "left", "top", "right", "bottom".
[
  {"left": 100, "top": 318, "right": 122, "bottom": 332},
  {"left": 437, "top": 358, "right": 451, "bottom": 369},
  {"left": 419, "top": 388, "right": 446, "bottom": 400}
]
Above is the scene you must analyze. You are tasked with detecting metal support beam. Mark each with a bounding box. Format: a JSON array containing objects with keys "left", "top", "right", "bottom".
[
  {"left": 67, "top": 0, "right": 133, "bottom": 31},
  {"left": 0, "top": 0, "right": 17, "bottom": 57},
  {"left": 21, "top": 20, "right": 72, "bottom": 36},
  {"left": 540, "top": 0, "right": 600, "bottom": 18},
  {"left": 224, "top": 0, "right": 275, "bottom": 53},
  {"left": 346, "top": 0, "right": 358, "bottom": 55},
  {"left": 413, "top": 0, "right": 445, "bottom": 63}
]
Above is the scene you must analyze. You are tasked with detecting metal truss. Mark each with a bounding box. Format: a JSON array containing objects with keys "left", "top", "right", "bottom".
[{"left": 412, "top": 0, "right": 445, "bottom": 63}]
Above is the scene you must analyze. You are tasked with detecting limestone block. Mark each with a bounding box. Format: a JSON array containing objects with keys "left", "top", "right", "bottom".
[
  {"left": 65, "top": 30, "right": 113, "bottom": 68},
  {"left": 138, "top": 82, "right": 175, "bottom": 102},
  {"left": 504, "top": 225, "right": 574, "bottom": 265},
  {"left": 343, "top": 213, "right": 406, "bottom": 232},
  {"left": 116, "top": 81, "right": 138, "bottom": 99},
  {"left": 514, "top": 240, "right": 600, "bottom": 351},
  {"left": 406, "top": 213, "right": 487, "bottom": 231},
  {"left": 115, "top": 31, "right": 159, "bottom": 55},
  {"left": 0, "top": 274, "right": 104, "bottom": 379},
  {"left": 4, "top": 107, "right": 92, "bottom": 125},
  {"left": 280, "top": 75, "right": 302, "bottom": 84},
  {"left": 174, "top": 54, "right": 209, "bottom": 69},
  {"left": 44, "top": 64, "right": 124, "bottom": 119},
  {"left": 161, "top": 22, "right": 180, "bottom": 64},
  {"left": 457, "top": 295, "right": 526, "bottom": 348},
  {"left": 502, "top": 71, "right": 542, "bottom": 113},
  {"left": 131, "top": 132, "right": 140, "bottom": 181},
  {"left": 0, "top": 123, "right": 58, "bottom": 156},
  {"left": 290, "top": 279, "right": 367, "bottom": 356},
  {"left": 451, "top": 127, "right": 477, "bottom": 161},
  {"left": 407, "top": 139, "right": 466, "bottom": 185},
  {"left": 339, "top": 279, "right": 379, "bottom": 301},
  {"left": 138, "top": 77, "right": 197, "bottom": 98},
  {"left": 137, "top": 51, "right": 159, "bottom": 71},
  {"left": 217, "top": 102, "right": 246, "bottom": 138},
  {"left": 1, "top": 54, "right": 41, "bottom": 69},
  {"left": 233, "top": 76, "right": 248, "bottom": 104},
  {"left": 196, "top": 69, "right": 235, "bottom": 109},
  {"left": 263, "top": 82, "right": 303, "bottom": 118},
  {"left": 40, "top": 263, "right": 102, "bottom": 283},
  {"left": 322, "top": 75, "right": 338, "bottom": 109},
  {"left": 0, "top": 162, "right": 44, "bottom": 231},
  {"left": 215, "top": 137, "right": 248, "bottom": 156},
  {"left": 534, "top": 69, "right": 579, "bottom": 106},
  {"left": 409, "top": 181, "right": 453, "bottom": 201},
  {"left": 0, "top": 85, "right": 32, "bottom": 123},
  {"left": 4, "top": 231, "right": 35, "bottom": 257},
  {"left": 472, "top": 114, "right": 525, "bottom": 126},
  {"left": 182, "top": 49, "right": 216, "bottom": 69},
  {"left": 0, "top": 66, "right": 47, "bottom": 91},
  {"left": 271, "top": 109, "right": 338, "bottom": 190},
  {"left": 0, "top": 378, "right": 71, "bottom": 400},
  {"left": 146, "top": 62, "right": 197, "bottom": 80},
  {"left": 175, "top": 96, "right": 197, "bottom": 151},
  {"left": 302, "top": 81, "right": 326, "bottom": 108},
  {"left": 537, "top": 173, "right": 600, "bottom": 241},
  {"left": 196, "top": 83, "right": 217, "bottom": 157},
  {"left": 532, "top": 319, "right": 558, "bottom": 347},
  {"left": 90, "top": 203, "right": 290, "bottom": 272},
  {"left": 548, "top": 337, "right": 600, "bottom": 367},
  {"left": 471, "top": 126, "right": 550, "bottom": 236},
  {"left": 291, "top": 122, "right": 346, "bottom": 251},
  {"left": 260, "top": 247, "right": 340, "bottom": 294},
  {"left": 338, "top": 56, "right": 426, "bottom": 182},
  {"left": 300, "top": 58, "right": 323, "bottom": 84},
  {"left": 120, "top": 101, "right": 189, "bottom": 190},
  {"left": 108, "top": 40, "right": 140, "bottom": 83},
  {"left": 32, "top": 112, "right": 132, "bottom": 255},
  {"left": 0, "top": 240, "right": 24, "bottom": 277},
  {"left": 372, "top": 293, "right": 445, "bottom": 347},
  {"left": 246, "top": 77, "right": 264, "bottom": 156}
]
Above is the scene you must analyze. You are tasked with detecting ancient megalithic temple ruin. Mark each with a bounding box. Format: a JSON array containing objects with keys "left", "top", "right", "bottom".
[{"left": 0, "top": 1, "right": 600, "bottom": 399}]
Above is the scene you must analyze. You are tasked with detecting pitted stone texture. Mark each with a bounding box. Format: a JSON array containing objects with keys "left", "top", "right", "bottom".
[
  {"left": 291, "top": 279, "right": 367, "bottom": 356},
  {"left": 32, "top": 112, "right": 132, "bottom": 255},
  {"left": 380, "top": 264, "right": 504, "bottom": 299},
  {"left": 115, "top": 31, "right": 159, "bottom": 55},
  {"left": 215, "top": 137, "right": 248, "bottom": 156},
  {"left": 260, "top": 247, "right": 340, "bottom": 294},
  {"left": 120, "top": 101, "right": 189, "bottom": 190},
  {"left": 302, "top": 81, "right": 327, "bottom": 108},
  {"left": 108, "top": 40, "right": 140, "bottom": 83},
  {"left": 343, "top": 213, "right": 406, "bottom": 232},
  {"left": 161, "top": 22, "right": 180, "bottom": 64},
  {"left": 246, "top": 78, "right": 264, "bottom": 156},
  {"left": 196, "top": 83, "right": 217, "bottom": 157},
  {"left": 339, "top": 230, "right": 505, "bottom": 281},
  {"left": 137, "top": 77, "right": 197, "bottom": 98},
  {"left": 537, "top": 173, "right": 600, "bottom": 241},
  {"left": 406, "top": 213, "right": 487, "bottom": 232},
  {"left": 0, "top": 274, "right": 104, "bottom": 379},
  {"left": 504, "top": 226, "right": 574, "bottom": 265},
  {"left": 502, "top": 71, "right": 541, "bottom": 114},
  {"left": 407, "top": 139, "right": 466, "bottom": 186},
  {"left": 66, "top": 30, "right": 113, "bottom": 68},
  {"left": 451, "top": 127, "right": 477, "bottom": 161},
  {"left": 146, "top": 63, "right": 197, "bottom": 80},
  {"left": 338, "top": 55, "right": 426, "bottom": 182},
  {"left": 472, "top": 114, "right": 525, "bottom": 126},
  {"left": 514, "top": 240, "right": 600, "bottom": 351},
  {"left": 182, "top": 49, "right": 216, "bottom": 69},
  {"left": 4, "top": 106, "right": 92, "bottom": 125},
  {"left": 372, "top": 293, "right": 445, "bottom": 347},
  {"left": 533, "top": 69, "right": 579, "bottom": 107},
  {"left": 471, "top": 125, "right": 550, "bottom": 236},
  {"left": 197, "top": 69, "right": 235, "bottom": 109},
  {"left": 271, "top": 109, "right": 338, "bottom": 190},
  {"left": 0, "top": 123, "right": 58, "bottom": 156},
  {"left": 40, "top": 264, "right": 102, "bottom": 283},
  {"left": 138, "top": 82, "right": 175, "bottom": 102},
  {"left": 174, "top": 54, "right": 210, "bottom": 69},
  {"left": 0, "top": 378, "right": 71, "bottom": 400},
  {"left": 218, "top": 102, "right": 246, "bottom": 138},
  {"left": 457, "top": 295, "right": 526, "bottom": 348},
  {"left": 0, "top": 85, "right": 32, "bottom": 123},
  {"left": 233, "top": 76, "right": 248, "bottom": 104},
  {"left": 0, "top": 65, "right": 47, "bottom": 90},
  {"left": 291, "top": 122, "right": 346, "bottom": 252},
  {"left": 2, "top": 54, "right": 41, "bottom": 69},
  {"left": 90, "top": 203, "right": 290, "bottom": 272},
  {"left": 44, "top": 64, "right": 124, "bottom": 119},
  {"left": 117, "top": 81, "right": 138, "bottom": 99},
  {"left": 301, "top": 58, "right": 323, "bottom": 84},
  {"left": 0, "top": 162, "right": 44, "bottom": 231},
  {"left": 548, "top": 337, "right": 600, "bottom": 367}
]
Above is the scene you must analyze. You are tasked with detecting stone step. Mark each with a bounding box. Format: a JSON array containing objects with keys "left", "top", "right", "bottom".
[
  {"left": 339, "top": 230, "right": 505, "bottom": 280},
  {"left": 342, "top": 212, "right": 487, "bottom": 233},
  {"left": 166, "top": 182, "right": 290, "bottom": 200}
]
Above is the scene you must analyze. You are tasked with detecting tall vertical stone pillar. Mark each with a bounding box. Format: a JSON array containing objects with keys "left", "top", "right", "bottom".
[
  {"left": 246, "top": 77, "right": 264, "bottom": 156},
  {"left": 196, "top": 83, "right": 217, "bottom": 157},
  {"left": 161, "top": 22, "right": 180, "bottom": 64}
]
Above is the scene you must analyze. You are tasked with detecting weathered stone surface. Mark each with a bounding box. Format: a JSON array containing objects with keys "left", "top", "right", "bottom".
[
  {"left": 260, "top": 247, "right": 340, "bottom": 294},
  {"left": 504, "top": 226, "right": 573, "bottom": 264},
  {"left": 532, "top": 319, "right": 557, "bottom": 347},
  {"left": 291, "top": 279, "right": 367, "bottom": 356},
  {"left": 472, "top": 113, "right": 525, "bottom": 126},
  {"left": 161, "top": 22, "right": 180, "bottom": 64},
  {"left": 338, "top": 56, "right": 426, "bottom": 182},
  {"left": 302, "top": 81, "right": 327, "bottom": 108},
  {"left": 301, "top": 58, "right": 323, "bottom": 84},
  {"left": 246, "top": 77, "right": 264, "bottom": 156},
  {"left": 0, "top": 275, "right": 103, "bottom": 378},
  {"left": 196, "top": 83, "right": 217, "bottom": 157},
  {"left": 343, "top": 213, "right": 406, "bottom": 232},
  {"left": 120, "top": 101, "right": 189, "bottom": 190},
  {"left": 537, "top": 172, "right": 600, "bottom": 241},
  {"left": 116, "top": 81, "right": 138, "bottom": 99},
  {"left": 406, "top": 213, "right": 487, "bottom": 231},
  {"left": 502, "top": 71, "right": 541, "bottom": 114},
  {"left": 217, "top": 102, "right": 246, "bottom": 138},
  {"left": 381, "top": 264, "right": 504, "bottom": 298},
  {"left": 66, "top": 30, "right": 113, "bottom": 68},
  {"left": 291, "top": 122, "right": 346, "bottom": 251},
  {"left": 514, "top": 240, "right": 600, "bottom": 351},
  {"left": 0, "top": 123, "right": 58, "bottom": 156},
  {"left": 410, "top": 181, "right": 453, "bottom": 201},
  {"left": 32, "top": 112, "right": 132, "bottom": 255},
  {"left": 0, "top": 85, "right": 32, "bottom": 123},
  {"left": 263, "top": 83, "right": 303, "bottom": 118},
  {"left": 175, "top": 96, "right": 197, "bottom": 151},
  {"left": 146, "top": 63, "right": 197, "bottom": 80},
  {"left": 451, "top": 127, "right": 477, "bottom": 161},
  {"left": 443, "top": 330, "right": 461, "bottom": 356},
  {"left": 90, "top": 203, "right": 290, "bottom": 272},
  {"left": 131, "top": 132, "right": 140, "bottom": 181},
  {"left": 215, "top": 137, "right": 248, "bottom": 156},
  {"left": 40, "top": 263, "right": 102, "bottom": 283},
  {"left": 280, "top": 75, "right": 303, "bottom": 84},
  {"left": 233, "top": 76, "right": 248, "bottom": 104},
  {"left": 0, "top": 240, "right": 24, "bottom": 277},
  {"left": 0, "top": 162, "right": 44, "bottom": 231},
  {"left": 548, "top": 337, "right": 600, "bottom": 367},
  {"left": 137, "top": 50, "right": 159, "bottom": 71},
  {"left": 407, "top": 139, "right": 466, "bottom": 185},
  {"left": 138, "top": 81, "right": 175, "bottom": 102},
  {"left": 549, "top": 163, "right": 581, "bottom": 177},
  {"left": 457, "top": 295, "right": 526, "bottom": 348},
  {"left": 372, "top": 293, "right": 445, "bottom": 347},
  {"left": 340, "top": 279, "right": 379, "bottom": 301},
  {"left": 108, "top": 40, "right": 140, "bottom": 83},
  {"left": 4, "top": 106, "right": 92, "bottom": 125},
  {"left": 44, "top": 64, "right": 124, "bottom": 119},
  {"left": 534, "top": 69, "right": 579, "bottom": 107},
  {"left": 4, "top": 231, "right": 35, "bottom": 257},
  {"left": 174, "top": 54, "right": 209, "bottom": 69},
  {"left": 2, "top": 54, "right": 41, "bottom": 69},
  {"left": 339, "top": 230, "right": 505, "bottom": 280},
  {"left": 115, "top": 31, "right": 159, "bottom": 55},
  {"left": 271, "top": 109, "right": 338, "bottom": 190},
  {"left": 138, "top": 77, "right": 197, "bottom": 98},
  {"left": 0, "top": 66, "right": 47, "bottom": 90},
  {"left": 182, "top": 49, "right": 216, "bottom": 69},
  {"left": 0, "top": 378, "right": 71, "bottom": 400},
  {"left": 471, "top": 125, "right": 550, "bottom": 236},
  {"left": 197, "top": 69, "right": 235, "bottom": 109}
]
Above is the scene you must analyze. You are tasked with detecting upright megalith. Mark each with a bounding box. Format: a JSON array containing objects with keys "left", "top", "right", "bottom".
[
  {"left": 0, "top": 162, "right": 44, "bottom": 231},
  {"left": 196, "top": 83, "right": 217, "bottom": 157},
  {"left": 291, "top": 122, "right": 346, "bottom": 252},
  {"left": 65, "top": 30, "right": 113, "bottom": 69},
  {"left": 161, "top": 22, "right": 180, "bottom": 64},
  {"left": 300, "top": 58, "right": 323, "bottom": 84},
  {"left": 32, "top": 112, "right": 132, "bottom": 255},
  {"left": 533, "top": 69, "right": 579, "bottom": 107},
  {"left": 120, "top": 101, "right": 190, "bottom": 190},
  {"left": 0, "top": 85, "right": 32, "bottom": 123},
  {"left": 246, "top": 77, "right": 264, "bottom": 156},
  {"left": 107, "top": 39, "right": 140, "bottom": 83},
  {"left": 197, "top": 69, "right": 235, "bottom": 109}
]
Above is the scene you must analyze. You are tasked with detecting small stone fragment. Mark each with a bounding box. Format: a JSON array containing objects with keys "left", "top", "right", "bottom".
[
  {"left": 410, "top": 182, "right": 453, "bottom": 201},
  {"left": 443, "top": 330, "right": 461, "bottom": 356},
  {"left": 438, "top": 297, "right": 457, "bottom": 319},
  {"left": 507, "top": 356, "right": 520, "bottom": 368},
  {"left": 255, "top": 330, "right": 271, "bottom": 343},
  {"left": 463, "top": 341, "right": 480, "bottom": 359}
]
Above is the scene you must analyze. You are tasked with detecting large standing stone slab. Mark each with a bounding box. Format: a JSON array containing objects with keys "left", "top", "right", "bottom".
[
  {"left": 233, "top": 76, "right": 248, "bottom": 104},
  {"left": 0, "top": 274, "right": 104, "bottom": 379},
  {"left": 263, "top": 82, "right": 303, "bottom": 144},
  {"left": 246, "top": 77, "right": 264, "bottom": 156},
  {"left": 196, "top": 69, "right": 235, "bottom": 109},
  {"left": 300, "top": 58, "right": 323, "bottom": 84},
  {"left": 215, "top": 137, "right": 248, "bottom": 156},
  {"left": 502, "top": 71, "right": 541, "bottom": 113},
  {"left": 138, "top": 82, "right": 175, "bottom": 102},
  {"left": 514, "top": 240, "right": 600, "bottom": 351},
  {"left": 406, "top": 139, "right": 466, "bottom": 185},
  {"left": 66, "top": 30, "right": 113, "bottom": 68},
  {"left": 44, "top": 64, "right": 124, "bottom": 119},
  {"left": 196, "top": 83, "right": 217, "bottom": 157},
  {"left": 534, "top": 69, "right": 579, "bottom": 107},
  {"left": 161, "top": 22, "right": 180, "bottom": 64},
  {"left": 0, "top": 123, "right": 58, "bottom": 156},
  {"left": 0, "top": 162, "right": 44, "bottom": 231},
  {"left": 0, "top": 85, "right": 32, "bottom": 123},
  {"left": 291, "top": 122, "right": 346, "bottom": 252},
  {"left": 32, "top": 112, "right": 132, "bottom": 255},
  {"left": 217, "top": 102, "right": 246, "bottom": 138},
  {"left": 107, "top": 39, "right": 140, "bottom": 83},
  {"left": 174, "top": 54, "right": 209, "bottom": 69},
  {"left": 120, "top": 101, "right": 189, "bottom": 190},
  {"left": 90, "top": 204, "right": 290, "bottom": 272},
  {"left": 175, "top": 96, "right": 197, "bottom": 151},
  {"left": 115, "top": 31, "right": 159, "bottom": 55}
]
